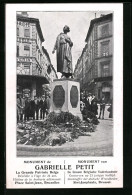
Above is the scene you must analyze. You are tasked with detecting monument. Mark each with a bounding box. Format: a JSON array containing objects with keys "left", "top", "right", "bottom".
[{"left": 51, "top": 25, "right": 82, "bottom": 120}]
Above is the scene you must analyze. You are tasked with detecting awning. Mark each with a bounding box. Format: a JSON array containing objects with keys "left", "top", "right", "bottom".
[
  {"left": 17, "top": 74, "right": 49, "bottom": 84},
  {"left": 94, "top": 76, "right": 112, "bottom": 82}
]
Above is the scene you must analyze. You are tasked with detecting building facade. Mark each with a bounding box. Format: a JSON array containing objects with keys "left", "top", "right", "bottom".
[
  {"left": 17, "top": 12, "right": 57, "bottom": 98},
  {"left": 74, "top": 45, "right": 87, "bottom": 88},
  {"left": 41, "top": 46, "right": 58, "bottom": 83},
  {"left": 74, "top": 13, "right": 113, "bottom": 103}
]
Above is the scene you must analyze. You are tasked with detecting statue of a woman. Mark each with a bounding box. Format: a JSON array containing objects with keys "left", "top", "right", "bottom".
[{"left": 52, "top": 25, "right": 73, "bottom": 78}]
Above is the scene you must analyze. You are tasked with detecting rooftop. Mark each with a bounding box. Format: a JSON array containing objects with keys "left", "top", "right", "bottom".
[
  {"left": 85, "top": 13, "right": 113, "bottom": 42},
  {"left": 17, "top": 14, "right": 44, "bottom": 42}
]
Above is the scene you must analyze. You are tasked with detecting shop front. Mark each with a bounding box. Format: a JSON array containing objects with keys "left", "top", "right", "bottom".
[
  {"left": 82, "top": 77, "right": 113, "bottom": 103},
  {"left": 17, "top": 74, "right": 49, "bottom": 99},
  {"left": 97, "top": 81, "right": 112, "bottom": 103}
]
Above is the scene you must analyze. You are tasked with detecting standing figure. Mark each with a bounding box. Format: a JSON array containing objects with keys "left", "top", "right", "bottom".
[
  {"left": 52, "top": 25, "right": 73, "bottom": 78},
  {"left": 107, "top": 100, "right": 113, "bottom": 118},
  {"left": 80, "top": 92, "right": 85, "bottom": 113},
  {"left": 85, "top": 93, "right": 92, "bottom": 112},
  {"left": 45, "top": 94, "right": 50, "bottom": 117},
  {"left": 30, "top": 97, "right": 35, "bottom": 120},
  {"left": 25, "top": 97, "right": 30, "bottom": 121},
  {"left": 91, "top": 94, "right": 98, "bottom": 116},
  {"left": 17, "top": 94, "right": 23, "bottom": 122},
  {"left": 21, "top": 96, "right": 25, "bottom": 121},
  {"left": 39, "top": 96, "right": 43, "bottom": 119},
  {"left": 34, "top": 96, "right": 39, "bottom": 120},
  {"left": 40, "top": 95, "right": 46, "bottom": 120},
  {"left": 98, "top": 96, "right": 106, "bottom": 119}
]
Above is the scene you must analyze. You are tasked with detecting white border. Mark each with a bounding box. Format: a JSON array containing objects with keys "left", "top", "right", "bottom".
[{"left": 6, "top": 3, "right": 123, "bottom": 188}]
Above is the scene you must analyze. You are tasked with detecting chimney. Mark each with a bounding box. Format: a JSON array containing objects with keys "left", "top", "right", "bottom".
[{"left": 21, "top": 12, "right": 28, "bottom": 17}]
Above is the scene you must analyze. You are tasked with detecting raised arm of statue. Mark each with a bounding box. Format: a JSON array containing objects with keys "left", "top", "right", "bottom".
[{"left": 52, "top": 41, "right": 57, "bottom": 54}]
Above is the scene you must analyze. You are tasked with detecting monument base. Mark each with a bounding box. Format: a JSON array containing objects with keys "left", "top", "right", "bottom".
[{"left": 50, "top": 78, "right": 82, "bottom": 120}]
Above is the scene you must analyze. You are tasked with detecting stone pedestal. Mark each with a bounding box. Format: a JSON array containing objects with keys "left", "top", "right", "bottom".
[{"left": 50, "top": 79, "right": 82, "bottom": 120}]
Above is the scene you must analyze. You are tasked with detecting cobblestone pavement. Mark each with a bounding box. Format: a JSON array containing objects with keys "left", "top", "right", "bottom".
[{"left": 17, "top": 109, "right": 113, "bottom": 156}]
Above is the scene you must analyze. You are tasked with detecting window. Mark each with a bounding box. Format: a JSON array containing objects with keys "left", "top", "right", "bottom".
[
  {"left": 101, "top": 41, "right": 109, "bottom": 57},
  {"left": 102, "top": 63, "right": 109, "bottom": 77},
  {"left": 24, "top": 29, "right": 30, "bottom": 37},
  {"left": 24, "top": 45, "right": 30, "bottom": 50},
  {"left": 17, "top": 46, "right": 19, "bottom": 57},
  {"left": 101, "top": 24, "right": 109, "bottom": 37},
  {"left": 24, "top": 45, "right": 30, "bottom": 56},
  {"left": 23, "top": 63, "right": 30, "bottom": 74},
  {"left": 17, "top": 28, "right": 19, "bottom": 36}
]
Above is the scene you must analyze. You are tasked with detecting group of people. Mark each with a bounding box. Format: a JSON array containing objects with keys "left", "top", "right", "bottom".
[
  {"left": 80, "top": 92, "right": 112, "bottom": 119},
  {"left": 17, "top": 94, "right": 50, "bottom": 122},
  {"left": 80, "top": 93, "right": 98, "bottom": 116}
]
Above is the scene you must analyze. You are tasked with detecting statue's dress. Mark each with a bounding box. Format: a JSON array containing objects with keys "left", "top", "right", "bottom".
[{"left": 54, "top": 33, "right": 73, "bottom": 75}]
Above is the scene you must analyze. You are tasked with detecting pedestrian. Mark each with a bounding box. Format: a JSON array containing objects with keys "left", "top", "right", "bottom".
[
  {"left": 80, "top": 92, "right": 85, "bottom": 113},
  {"left": 91, "top": 94, "right": 98, "bottom": 116},
  {"left": 107, "top": 101, "right": 113, "bottom": 118},
  {"left": 80, "top": 101, "right": 85, "bottom": 113},
  {"left": 39, "top": 96, "right": 43, "bottom": 119},
  {"left": 20, "top": 95, "right": 25, "bottom": 121},
  {"left": 30, "top": 97, "right": 35, "bottom": 120},
  {"left": 40, "top": 95, "right": 46, "bottom": 120},
  {"left": 45, "top": 94, "right": 50, "bottom": 117},
  {"left": 17, "top": 93, "right": 23, "bottom": 122},
  {"left": 98, "top": 95, "right": 106, "bottom": 119},
  {"left": 85, "top": 93, "right": 92, "bottom": 112},
  {"left": 34, "top": 96, "right": 39, "bottom": 120},
  {"left": 28, "top": 97, "right": 32, "bottom": 120},
  {"left": 25, "top": 97, "right": 30, "bottom": 121}
]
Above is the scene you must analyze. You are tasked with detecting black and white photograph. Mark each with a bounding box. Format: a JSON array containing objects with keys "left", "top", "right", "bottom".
[
  {"left": 16, "top": 11, "right": 113, "bottom": 157},
  {"left": 6, "top": 3, "right": 123, "bottom": 188}
]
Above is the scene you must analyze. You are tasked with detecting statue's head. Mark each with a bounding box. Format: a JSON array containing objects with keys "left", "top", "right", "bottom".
[{"left": 63, "top": 25, "right": 70, "bottom": 33}]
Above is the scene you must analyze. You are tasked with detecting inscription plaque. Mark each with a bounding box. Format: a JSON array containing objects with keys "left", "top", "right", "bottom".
[
  {"left": 70, "top": 86, "right": 78, "bottom": 108},
  {"left": 53, "top": 85, "right": 65, "bottom": 108}
]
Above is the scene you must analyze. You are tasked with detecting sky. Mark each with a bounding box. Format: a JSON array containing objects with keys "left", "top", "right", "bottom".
[{"left": 27, "top": 11, "right": 112, "bottom": 77}]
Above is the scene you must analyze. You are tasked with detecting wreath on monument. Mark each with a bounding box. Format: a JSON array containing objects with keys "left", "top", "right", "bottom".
[{"left": 17, "top": 111, "right": 99, "bottom": 146}]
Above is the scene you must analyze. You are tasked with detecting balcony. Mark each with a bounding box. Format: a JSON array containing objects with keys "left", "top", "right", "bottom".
[
  {"left": 17, "top": 37, "right": 32, "bottom": 44},
  {"left": 95, "top": 54, "right": 112, "bottom": 60}
]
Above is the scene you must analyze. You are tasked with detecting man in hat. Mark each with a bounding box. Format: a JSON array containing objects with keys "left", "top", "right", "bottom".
[
  {"left": 52, "top": 25, "right": 73, "bottom": 78},
  {"left": 39, "top": 95, "right": 46, "bottom": 120},
  {"left": 24, "top": 97, "right": 30, "bottom": 121},
  {"left": 85, "top": 93, "right": 92, "bottom": 112},
  {"left": 91, "top": 94, "right": 98, "bottom": 116}
]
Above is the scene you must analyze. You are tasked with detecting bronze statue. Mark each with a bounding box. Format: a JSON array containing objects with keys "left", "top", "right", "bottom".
[{"left": 52, "top": 25, "right": 73, "bottom": 78}]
